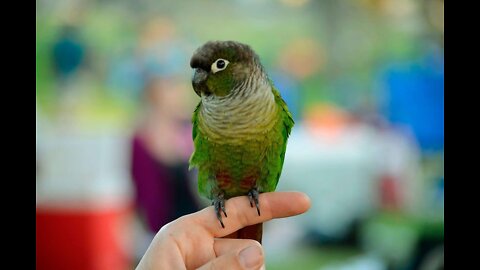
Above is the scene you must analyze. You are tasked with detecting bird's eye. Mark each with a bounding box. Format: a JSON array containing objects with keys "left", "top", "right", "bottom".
[{"left": 211, "top": 59, "right": 229, "bottom": 74}]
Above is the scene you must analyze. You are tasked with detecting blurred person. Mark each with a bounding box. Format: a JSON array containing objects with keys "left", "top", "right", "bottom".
[
  {"left": 50, "top": 23, "right": 93, "bottom": 120},
  {"left": 136, "top": 191, "right": 311, "bottom": 270},
  {"left": 138, "top": 17, "right": 187, "bottom": 77},
  {"left": 107, "top": 16, "right": 190, "bottom": 100},
  {"left": 379, "top": 43, "right": 444, "bottom": 153},
  {"left": 52, "top": 24, "right": 86, "bottom": 89},
  {"left": 272, "top": 38, "right": 326, "bottom": 121},
  {"left": 130, "top": 74, "right": 200, "bottom": 238}
]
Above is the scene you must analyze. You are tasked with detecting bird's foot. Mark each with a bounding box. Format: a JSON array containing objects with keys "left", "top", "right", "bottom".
[
  {"left": 248, "top": 188, "right": 261, "bottom": 216},
  {"left": 212, "top": 192, "right": 227, "bottom": 228}
]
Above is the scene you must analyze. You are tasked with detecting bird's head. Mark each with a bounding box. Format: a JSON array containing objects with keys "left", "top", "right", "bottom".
[{"left": 190, "top": 40, "right": 262, "bottom": 98}]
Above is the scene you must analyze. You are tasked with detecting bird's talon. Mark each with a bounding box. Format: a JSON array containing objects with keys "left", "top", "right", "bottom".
[
  {"left": 248, "top": 188, "right": 261, "bottom": 216},
  {"left": 213, "top": 192, "right": 227, "bottom": 228}
]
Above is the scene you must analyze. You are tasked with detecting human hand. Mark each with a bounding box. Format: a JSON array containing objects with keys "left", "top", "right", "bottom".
[{"left": 136, "top": 191, "right": 311, "bottom": 270}]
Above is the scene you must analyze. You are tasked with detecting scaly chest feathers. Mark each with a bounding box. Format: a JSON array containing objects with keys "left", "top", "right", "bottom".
[
  {"left": 198, "top": 81, "right": 278, "bottom": 144},
  {"left": 192, "top": 83, "right": 285, "bottom": 198}
]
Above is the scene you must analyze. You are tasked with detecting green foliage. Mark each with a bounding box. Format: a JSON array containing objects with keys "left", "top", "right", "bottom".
[{"left": 266, "top": 246, "right": 361, "bottom": 270}]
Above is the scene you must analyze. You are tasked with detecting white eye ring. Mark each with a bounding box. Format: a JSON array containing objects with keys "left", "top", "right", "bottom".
[{"left": 211, "top": 59, "right": 229, "bottom": 74}]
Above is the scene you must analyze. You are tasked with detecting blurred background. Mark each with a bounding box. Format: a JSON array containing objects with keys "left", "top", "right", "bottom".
[{"left": 36, "top": 0, "right": 443, "bottom": 269}]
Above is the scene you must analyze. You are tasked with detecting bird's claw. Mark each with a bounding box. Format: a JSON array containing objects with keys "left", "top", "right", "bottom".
[
  {"left": 248, "top": 188, "right": 261, "bottom": 216},
  {"left": 212, "top": 193, "right": 227, "bottom": 228}
]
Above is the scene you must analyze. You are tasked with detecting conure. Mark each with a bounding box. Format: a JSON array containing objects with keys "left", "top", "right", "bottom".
[{"left": 189, "top": 41, "right": 294, "bottom": 243}]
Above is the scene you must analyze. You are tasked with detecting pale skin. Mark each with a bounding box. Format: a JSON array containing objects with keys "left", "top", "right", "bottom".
[{"left": 136, "top": 191, "right": 311, "bottom": 270}]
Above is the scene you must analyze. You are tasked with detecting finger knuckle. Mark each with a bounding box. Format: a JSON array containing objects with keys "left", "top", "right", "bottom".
[{"left": 231, "top": 200, "right": 250, "bottom": 226}]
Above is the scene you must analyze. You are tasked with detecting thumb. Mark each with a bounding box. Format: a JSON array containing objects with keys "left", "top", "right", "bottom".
[{"left": 197, "top": 243, "right": 264, "bottom": 270}]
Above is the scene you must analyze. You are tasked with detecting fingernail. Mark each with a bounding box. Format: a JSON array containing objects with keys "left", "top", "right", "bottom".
[{"left": 239, "top": 245, "right": 263, "bottom": 269}]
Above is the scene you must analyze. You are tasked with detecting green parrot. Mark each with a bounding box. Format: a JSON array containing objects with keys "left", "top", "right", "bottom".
[{"left": 189, "top": 41, "right": 294, "bottom": 243}]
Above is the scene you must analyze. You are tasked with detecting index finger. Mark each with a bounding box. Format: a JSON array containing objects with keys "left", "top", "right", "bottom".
[{"left": 191, "top": 191, "right": 311, "bottom": 238}]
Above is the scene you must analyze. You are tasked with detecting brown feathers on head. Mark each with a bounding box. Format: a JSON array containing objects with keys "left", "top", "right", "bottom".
[
  {"left": 190, "top": 41, "right": 260, "bottom": 72},
  {"left": 190, "top": 41, "right": 265, "bottom": 97}
]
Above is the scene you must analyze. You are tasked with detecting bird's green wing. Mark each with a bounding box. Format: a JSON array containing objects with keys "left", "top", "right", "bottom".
[
  {"left": 269, "top": 86, "right": 295, "bottom": 190},
  {"left": 189, "top": 101, "right": 202, "bottom": 170},
  {"left": 272, "top": 86, "right": 294, "bottom": 138}
]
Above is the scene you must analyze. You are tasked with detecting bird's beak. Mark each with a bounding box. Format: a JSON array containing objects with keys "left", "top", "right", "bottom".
[{"left": 192, "top": 68, "right": 210, "bottom": 97}]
